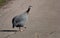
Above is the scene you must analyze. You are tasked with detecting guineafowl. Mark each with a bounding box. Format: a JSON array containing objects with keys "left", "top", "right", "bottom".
[{"left": 12, "top": 6, "right": 32, "bottom": 32}]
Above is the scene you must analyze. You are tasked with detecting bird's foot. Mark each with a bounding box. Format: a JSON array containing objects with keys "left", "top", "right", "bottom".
[{"left": 19, "top": 30, "right": 24, "bottom": 32}]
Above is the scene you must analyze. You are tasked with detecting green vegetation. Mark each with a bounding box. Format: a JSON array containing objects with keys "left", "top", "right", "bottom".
[
  {"left": 0, "top": 0, "right": 11, "bottom": 8},
  {"left": 0, "top": 0, "right": 6, "bottom": 6}
]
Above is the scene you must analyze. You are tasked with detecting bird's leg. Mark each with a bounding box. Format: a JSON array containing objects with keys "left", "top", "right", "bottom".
[
  {"left": 19, "top": 27, "right": 21, "bottom": 31},
  {"left": 24, "top": 27, "right": 27, "bottom": 29},
  {"left": 19, "top": 27, "right": 24, "bottom": 32}
]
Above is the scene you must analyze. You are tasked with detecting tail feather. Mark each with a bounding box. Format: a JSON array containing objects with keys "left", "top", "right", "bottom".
[
  {"left": 12, "top": 17, "right": 16, "bottom": 28},
  {"left": 12, "top": 24, "right": 15, "bottom": 28}
]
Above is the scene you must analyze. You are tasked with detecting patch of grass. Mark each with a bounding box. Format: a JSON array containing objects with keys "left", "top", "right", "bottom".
[
  {"left": 0, "top": 0, "right": 6, "bottom": 6},
  {"left": 0, "top": 0, "right": 11, "bottom": 8}
]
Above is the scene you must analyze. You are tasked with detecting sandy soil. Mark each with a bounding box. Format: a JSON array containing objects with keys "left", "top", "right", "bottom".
[{"left": 0, "top": 0, "right": 60, "bottom": 38}]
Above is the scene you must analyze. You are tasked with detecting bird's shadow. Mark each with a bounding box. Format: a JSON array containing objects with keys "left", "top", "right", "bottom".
[{"left": 0, "top": 30, "right": 18, "bottom": 32}]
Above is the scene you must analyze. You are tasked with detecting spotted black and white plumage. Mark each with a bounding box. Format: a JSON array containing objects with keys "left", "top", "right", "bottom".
[{"left": 12, "top": 6, "right": 32, "bottom": 30}]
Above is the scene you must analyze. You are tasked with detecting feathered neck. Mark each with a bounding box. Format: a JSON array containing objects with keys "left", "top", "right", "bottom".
[{"left": 26, "top": 7, "right": 31, "bottom": 14}]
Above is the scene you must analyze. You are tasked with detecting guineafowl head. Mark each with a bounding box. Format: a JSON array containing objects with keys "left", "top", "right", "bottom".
[
  {"left": 26, "top": 5, "right": 32, "bottom": 14},
  {"left": 28, "top": 5, "right": 32, "bottom": 8}
]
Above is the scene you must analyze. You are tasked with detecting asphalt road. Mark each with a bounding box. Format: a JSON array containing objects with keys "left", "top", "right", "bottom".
[{"left": 0, "top": 0, "right": 60, "bottom": 38}]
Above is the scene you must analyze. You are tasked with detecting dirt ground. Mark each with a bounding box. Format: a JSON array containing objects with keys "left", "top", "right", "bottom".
[{"left": 0, "top": 0, "right": 60, "bottom": 38}]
